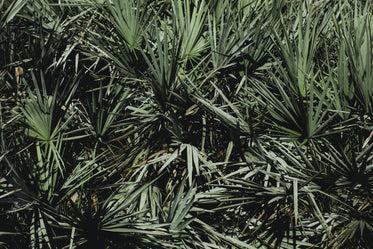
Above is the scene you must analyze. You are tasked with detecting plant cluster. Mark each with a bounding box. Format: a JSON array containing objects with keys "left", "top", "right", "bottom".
[{"left": 1, "top": 0, "right": 372, "bottom": 248}]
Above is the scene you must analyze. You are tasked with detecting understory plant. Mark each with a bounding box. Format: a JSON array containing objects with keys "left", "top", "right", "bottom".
[{"left": 1, "top": 0, "right": 372, "bottom": 248}]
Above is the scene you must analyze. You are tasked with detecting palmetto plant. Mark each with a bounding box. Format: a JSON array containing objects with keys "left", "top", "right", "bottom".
[{"left": 1, "top": 0, "right": 373, "bottom": 248}]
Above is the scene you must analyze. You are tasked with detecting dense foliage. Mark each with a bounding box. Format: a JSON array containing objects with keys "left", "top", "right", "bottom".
[{"left": 1, "top": 0, "right": 373, "bottom": 248}]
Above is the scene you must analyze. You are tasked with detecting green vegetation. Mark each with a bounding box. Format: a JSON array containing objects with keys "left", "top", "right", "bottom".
[{"left": 1, "top": 0, "right": 373, "bottom": 248}]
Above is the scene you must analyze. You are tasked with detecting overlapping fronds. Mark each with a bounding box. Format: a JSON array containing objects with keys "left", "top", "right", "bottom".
[{"left": 1, "top": 0, "right": 372, "bottom": 248}]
